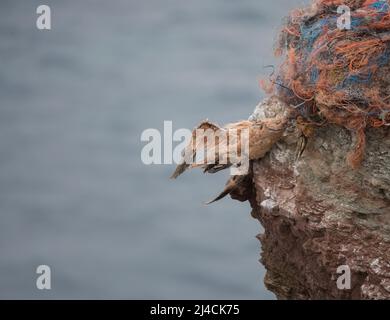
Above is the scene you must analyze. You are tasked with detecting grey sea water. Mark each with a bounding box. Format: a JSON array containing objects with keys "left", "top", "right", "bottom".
[{"left": 0, "top": 0, "right": 307, "bottom": 299}]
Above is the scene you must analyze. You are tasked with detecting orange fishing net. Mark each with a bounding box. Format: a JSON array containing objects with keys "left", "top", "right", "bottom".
[{"left": 266, "top": 0, "right": 390, "bottom": 167}]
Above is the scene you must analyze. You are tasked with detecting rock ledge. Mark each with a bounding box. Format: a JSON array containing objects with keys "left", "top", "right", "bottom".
[{"left": 245, "top": 97, "right": 390, "bottom": 300}]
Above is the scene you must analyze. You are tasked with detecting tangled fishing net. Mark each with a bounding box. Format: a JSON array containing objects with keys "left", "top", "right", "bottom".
[{"left": 265, "top": 0, "right": 390, "bottom": 167}]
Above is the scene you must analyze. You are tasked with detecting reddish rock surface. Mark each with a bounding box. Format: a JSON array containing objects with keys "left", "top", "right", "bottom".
[{"left": 239, "top": 97, "right": 390, "bottom": 299}]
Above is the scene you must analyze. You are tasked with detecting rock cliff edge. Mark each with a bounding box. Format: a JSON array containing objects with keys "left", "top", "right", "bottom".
[{"left": 234, "top": 97, "right": 390, "bottom": 299}]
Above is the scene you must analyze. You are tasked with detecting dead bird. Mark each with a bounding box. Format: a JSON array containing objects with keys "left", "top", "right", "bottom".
[{"left": 171, "top": 112, "right": 291, "bottom": 203}]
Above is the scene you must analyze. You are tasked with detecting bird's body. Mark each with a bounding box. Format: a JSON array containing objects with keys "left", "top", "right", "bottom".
[{"left": 171, "top": 111, "right": 290, "bottom": 203}]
